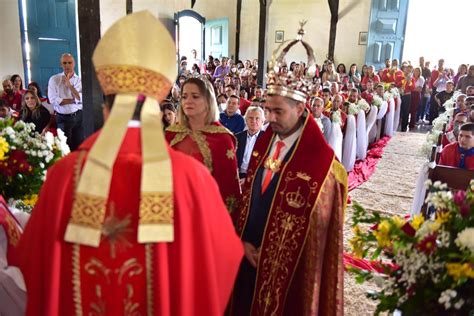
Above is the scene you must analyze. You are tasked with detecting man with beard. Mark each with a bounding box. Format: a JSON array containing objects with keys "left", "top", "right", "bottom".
[
  {"left": 229, "top": 25, "right": 347, "bottom": 316},
  {"left": 1, "top": 79, "right": 22, "bottom": 112}
]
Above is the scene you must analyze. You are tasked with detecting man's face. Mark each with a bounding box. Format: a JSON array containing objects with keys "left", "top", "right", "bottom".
[
  {"left": 366, "top": 81, "right": 374, "bottom": 91},
  {"left": 217, "top": 96, "right": 227, "bottom": 104},
  {"left": 453, "top": 115, "right": 468, "bottom": 135},
  {"left": 332, "top": 95, "right": 343, "bottom": 110},
  {"left": 2, "top": 81, "right": 13, "bottom": 94},
  {"left": 446, "top": 83, "right": 454, "bottom": 93},
  {"left": 322, "top": 91, "right": 330, "bottom": 103},
  {"left": 376, "top": 86, "right": 384, "bottom": 96},
  {"left": 469, "top": 66, "right": 474, "bottom": 77},
  {"left": 61, "top": 55, "right": 75, "bottom": 74},
  {"left": 438, "top": 59, "right": 444, "bottom": 69},
  {"left": 0, "top": 106, "right": 8, "bottom": 118},
  {"left": 391, "top": 59, "right": 398, "bottom": 68},
  {"left": 246, "top": 110, "right": 263, "bottom": 133},
  {"left": 457, "top": 96, "right": 466, "bottom": 109},
  {"left": 225, "top": 86, "right": 235, "bottom": 98},
  {"left": 419, "top": 57, "right": 424, "bottom": 66},
  {"left": 226, "top": 97, "right": 239, "bottom": 115},
  {"left": 467, "top": 88, "right": 474, "bottom": 97},
  {"left": 385, "top": 59, "right": 391, "bottom": 68},
  {"left": 458, "top": 130, "right": 474, "bottom": 150},
  {"left": 348, "top": 91, "right": 358, "bottom": 103},
  {"left": 266, "top": 95, "right": 304, "bottom": 137},
  {"left": 312, "top": 100, "right": 323, "bottom": 117}
]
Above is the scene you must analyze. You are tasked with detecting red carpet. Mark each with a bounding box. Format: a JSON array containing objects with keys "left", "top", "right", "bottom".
[{"left": 347, "top": 136, "right": 391, "bottom": 191}]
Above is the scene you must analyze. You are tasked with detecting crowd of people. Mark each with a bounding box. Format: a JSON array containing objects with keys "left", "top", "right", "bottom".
[{"left": 0, "top": 10, "right": 473, "bottom": 314}]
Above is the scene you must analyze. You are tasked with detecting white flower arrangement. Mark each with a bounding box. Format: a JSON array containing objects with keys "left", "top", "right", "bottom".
[
  {"left": 390, "top": 87, "right": 400, "bottom": 98},
  {"left": 348, "top": 103, "right": 359, "bottom": 116},
  {"left": 357, "top": 98, "right": 370, "bottom": 113},
  {"left": 383, "top": 91, "right": 393, "bottom": 101},
  {"left": 455, "top": 228, "right": 474, "bottom": 253},
  {"left": 331, "top": 111, "right": 342, "bottom": 125},
  {"left": 372, "top": 95, "right": 383, "bottom": 108}
]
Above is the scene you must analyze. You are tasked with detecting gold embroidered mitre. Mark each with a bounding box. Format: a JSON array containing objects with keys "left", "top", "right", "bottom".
[
  {"left": 64, "top": 11, "right": 176, "bottom": 247},
  {"left": 266, "top": 20, "right": 318, "bottom": 103}
]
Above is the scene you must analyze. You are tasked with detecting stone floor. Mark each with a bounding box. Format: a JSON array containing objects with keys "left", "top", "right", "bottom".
[{"left": 343, "top": 131, "right": 428, "bottom": 315}]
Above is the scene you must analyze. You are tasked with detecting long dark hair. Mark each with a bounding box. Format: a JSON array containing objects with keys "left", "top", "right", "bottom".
[
  {"left": 10, "top": 74, "right": 24, "bottom": 91},
  {"left": 27, "top": 81, "right": 44, "bottom": 98},
  {"left": 161, "top": 102, "right": 176, "bottom": 129},
  {"left": 21, "top": 89, "right": 42, "bottom": 120}
]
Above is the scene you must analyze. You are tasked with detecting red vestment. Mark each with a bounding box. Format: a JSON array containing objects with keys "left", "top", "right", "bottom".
[
  {"left": 17, "top": 127, "right": 244, "bottom": 315},
  {"left": 229, "top": 112, "right": 347, "bottom": 316},
  {"left": 239, "top": 98, "right": 252, "bottom": 115},
  {"left": 165, "top": 122, "right": 241, "bottom": 212},
  {"left": 439, "top": 142, "right": 474, "bottom": 170},
  {"left": 0, "top": 196, "right": 23, "bottom": 263}
]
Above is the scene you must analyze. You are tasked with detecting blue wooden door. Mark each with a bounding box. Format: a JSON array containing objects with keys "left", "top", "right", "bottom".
[
  {"left": 365, "top": 0, "right": 409, "bottom": 70},
  {"left": 20, "top": 0, "right": 78, "bottom": 95},
  {"left": 205, "top": 19, "right": 229, "bottom": 59}
]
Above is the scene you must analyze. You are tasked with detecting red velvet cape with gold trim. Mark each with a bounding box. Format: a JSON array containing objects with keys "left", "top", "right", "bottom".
[
  {"left": 17, "top": 128, "right": 243, "bottom": 316},
  {"left": 0, "top": 196, "right": 23, "bottom": 263},
  {"left": 165, "top": 122, "right": 241, "bottom": 212},
  {"left": 230, "top": 111, "right": 347, "bottom": 316}
]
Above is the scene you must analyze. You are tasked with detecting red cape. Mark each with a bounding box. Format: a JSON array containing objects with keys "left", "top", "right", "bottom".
[{"left": 17, "top": 127, "right": 243, "bottom": 315}]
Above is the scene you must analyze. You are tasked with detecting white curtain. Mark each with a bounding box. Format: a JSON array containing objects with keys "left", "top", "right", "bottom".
[
  {"left": 393, "top": 96, "right": 401, "bottom": 132},
  {"left": 328, "top": 122, "right": 343, "bottom": 161},
  {"left": 366, "top": 106, "right": 378, "bottom": 144},
  {"left": 342, "top": 115, "right": 357, "bottom": 172},
  {"left": 356, "top": 110, "right": 368, "bottom": 160},
  {"left": 384, "top": 97, "right": 395, "bottom": 137}
]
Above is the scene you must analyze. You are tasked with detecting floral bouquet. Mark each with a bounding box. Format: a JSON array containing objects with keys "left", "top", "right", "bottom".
[
  {"left": 420, "top": 92, "right": 460, "bottom": 158},
  {"left": 331, "top": 110, "right": 342, "bottom": 125},
  {"left": 347, "top": 180, "right": 474, "bottom": 315},
  {"left": 372, "top": 95, "right": 383, "bottom": 109},
  {"left": 0, "top": 119, "right": 69, "bottom": 212},
  {"left": 348, "top": 102, "right": 359, "bottom": 116},
  {"left": 357, "top": 98, "right": 370, "bottom": 113}
]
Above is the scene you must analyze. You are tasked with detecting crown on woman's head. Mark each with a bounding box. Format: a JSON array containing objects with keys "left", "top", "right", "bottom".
[{"left": 266, "top": 21, "right": 317, "bottom": 103}]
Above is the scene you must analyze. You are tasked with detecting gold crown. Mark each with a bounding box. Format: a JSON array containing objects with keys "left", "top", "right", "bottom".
[
  {"left": 266, "top": 21, "right": 317, "bottom": 103},
  {"left": 285, "top": 187, "right": 306, "bottom": 209},
  {"left": 92, "top": 11, "right": 176, "bottom": 101}
]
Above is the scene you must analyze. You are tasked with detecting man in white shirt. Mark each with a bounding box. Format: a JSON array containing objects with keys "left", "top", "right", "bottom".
[
  {"left": 311, "top": 96, "right": 332, "bottom": 141},
  {"left": 235, "top": 106, "right": 264, "bottom": 180},
  {"left": 48, "top": 53, "right": 84, "bottom": 150}
]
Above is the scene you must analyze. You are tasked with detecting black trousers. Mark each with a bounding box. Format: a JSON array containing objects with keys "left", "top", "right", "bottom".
[
  {"left": 56, "top": 110, "right": 85, "bottom": 151},
  {"left": 400, "top": 94, "right": 411, "bottom": 132}
]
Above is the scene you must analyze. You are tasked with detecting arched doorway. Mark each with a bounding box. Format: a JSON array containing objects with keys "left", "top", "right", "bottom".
[{"left": 175, "top": 10, "right": 205, "bottom": 67}]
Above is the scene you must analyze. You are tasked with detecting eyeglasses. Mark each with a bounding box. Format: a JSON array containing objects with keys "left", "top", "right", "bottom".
[{"left": 62, "top": 61, "right": 73, "bottom": 65}]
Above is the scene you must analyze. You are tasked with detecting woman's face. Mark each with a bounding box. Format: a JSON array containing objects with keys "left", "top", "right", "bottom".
[
  {"left": 13, "top": 77, "right": 22, "bottom": 89},
  {"left": 351, "top": 65, "right": 357, "bottom": 73},
  {"left": 327, "top": 64, "right": 334, "bottom": 72},
  {"left": 181, "top": 83, "right": 207, "bottom": 119},
  {"left": 163, "top": 109, "right": 176, "bottom": 125},
  {"left": 25, "top": 92, "right": 37, "bottom": 110},
  {"left": 28, "top": 85, "right": 38, "bottom": 95}
]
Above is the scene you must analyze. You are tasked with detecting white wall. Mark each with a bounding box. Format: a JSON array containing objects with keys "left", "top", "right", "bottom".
[
  {"left": 100, "top": 0, "right": 237, "bottom": 59},
  {"left": 240, "top": 0, "right": 370, "bottom": 68},
  {"left": 0, "top": 0, "right": 25, "bottom": 81}
]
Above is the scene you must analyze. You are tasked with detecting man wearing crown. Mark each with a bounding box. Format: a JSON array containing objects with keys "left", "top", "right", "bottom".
[
  {"left": 229, "top": 25, "right": 347, "bottom": 316},
  {"left": 16, "top": 12, "right": 243, "bottom": 316}
]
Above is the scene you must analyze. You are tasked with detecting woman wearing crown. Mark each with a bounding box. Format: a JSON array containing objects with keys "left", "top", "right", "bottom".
[{"left": 165, "top": 78, "right": 241, "bottom": 212}]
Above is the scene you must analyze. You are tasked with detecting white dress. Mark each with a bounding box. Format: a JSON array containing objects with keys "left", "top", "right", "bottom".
[
  {"left": 384, "top": 97, "right": 395, "bottom": 137},
  {"left": 356, "top": 110, "right": 368, "bottom": 160},
  {"left": 366, "top": 105, "right": 378, "bottom": 144},
  {"left": 342, "top": 115, "right": 357, "bottom": 172},
  {"left": 328, "top": 122, "right": 343, "bottom": 161}
]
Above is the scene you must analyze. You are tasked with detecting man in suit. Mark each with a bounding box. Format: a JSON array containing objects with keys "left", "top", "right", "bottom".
[
  {"left": 311, "top": 96, "right": 332, "bottom": 142},
  {"left": 235, "top": 106, "right": 264, "bottom": 180}
]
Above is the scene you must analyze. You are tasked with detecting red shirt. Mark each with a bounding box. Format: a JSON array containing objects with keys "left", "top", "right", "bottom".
[
  {"left": 1, "top": 91, "right": 22, "bottom": 112},
  {"left": 361, "top": 74, "right": 380, "bottom": 90},
  {"left": 361, "top": 90, "right": 374, "bottom": 104},
  {"left": 239, "top": 98, "right": 252, "bottom": 115},
  {"left": 439, "top": 142, "right": 474, "bottom": 170}
]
